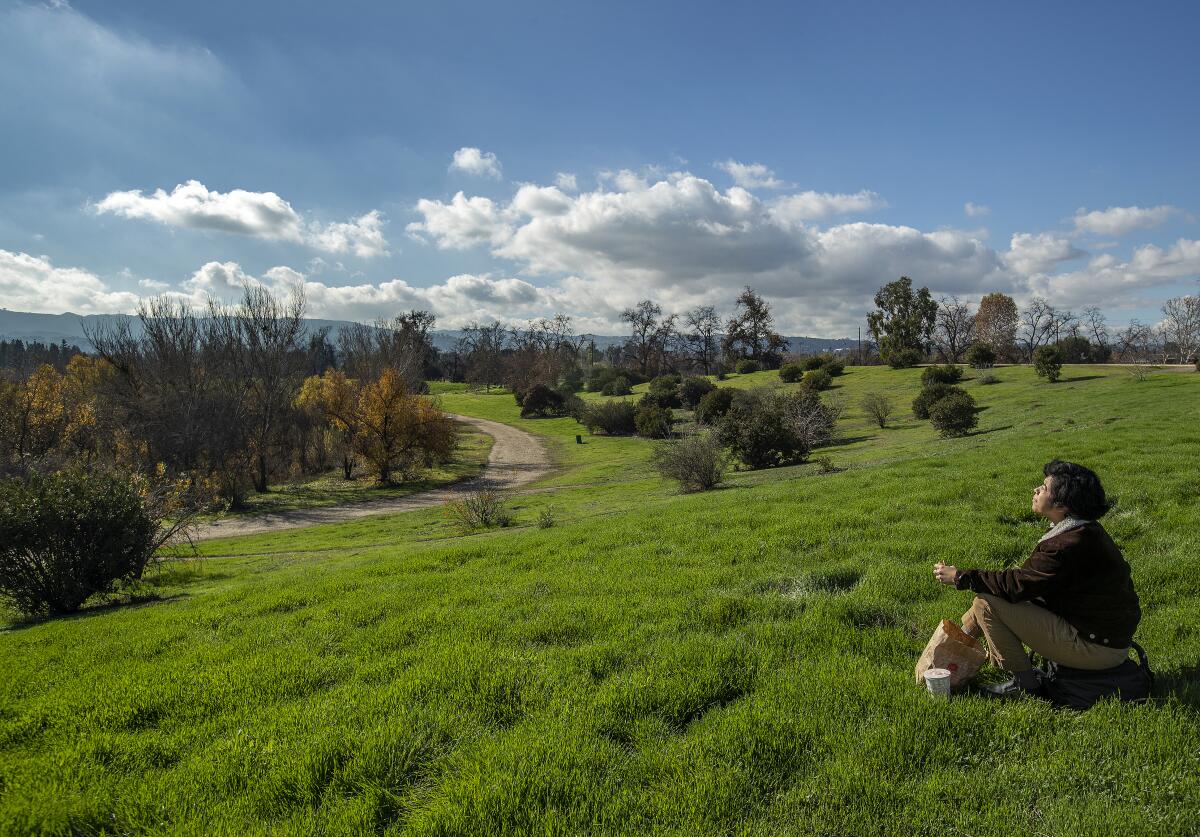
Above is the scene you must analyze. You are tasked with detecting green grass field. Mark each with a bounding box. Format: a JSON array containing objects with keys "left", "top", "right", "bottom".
[{"left": 2, "top": 365, "right": 1199, "bottom": 835}]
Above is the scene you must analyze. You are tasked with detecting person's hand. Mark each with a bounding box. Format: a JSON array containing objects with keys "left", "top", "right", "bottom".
[{"left": 933, "top": 562, "right": 959, "bottom": 586}]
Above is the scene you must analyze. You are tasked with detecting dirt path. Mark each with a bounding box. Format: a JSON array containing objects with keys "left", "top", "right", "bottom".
[{"left": 191, "top": 414, "right": 551, "bottom": 541}]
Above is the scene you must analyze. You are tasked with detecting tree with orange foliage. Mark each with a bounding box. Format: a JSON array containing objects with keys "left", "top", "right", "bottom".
[
  {"left": 354, "top": 368, "right": 457, "bottom": 484},
  {"left": 296, "top": 369, "right": 362, "bottom": 479}
]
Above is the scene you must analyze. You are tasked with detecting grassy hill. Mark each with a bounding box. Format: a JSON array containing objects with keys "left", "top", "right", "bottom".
[{"left": 2, "top": 365, "right": 1198, "bottom": 835}]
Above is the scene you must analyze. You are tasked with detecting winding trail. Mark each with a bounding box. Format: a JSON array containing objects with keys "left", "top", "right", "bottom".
[{"left": 191, "top": 414, "right": 551, "bottom": 541}]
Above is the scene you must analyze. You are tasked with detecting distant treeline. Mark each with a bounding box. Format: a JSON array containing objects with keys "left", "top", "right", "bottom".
[{"left": 0, "top": 339, "right": 84, "bottom": 376}]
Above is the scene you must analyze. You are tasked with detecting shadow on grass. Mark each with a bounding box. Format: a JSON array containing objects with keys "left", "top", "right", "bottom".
[
  {"left": 2, "top": 593, "right": 187, "bottom": 632},
  {"left": 1155, "top": 662, "right": 1200, "bottom": 708},
  {"left": 1061, "top": 375, "right": 1107, "bottom": 383},
  {"left": 968, "top": 425, "right": 1015, "bottom": 437}
]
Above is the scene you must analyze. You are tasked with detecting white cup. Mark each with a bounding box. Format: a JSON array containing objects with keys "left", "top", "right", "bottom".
[{"left": 923, "top": 667, "right": 952, "bottom": 698}]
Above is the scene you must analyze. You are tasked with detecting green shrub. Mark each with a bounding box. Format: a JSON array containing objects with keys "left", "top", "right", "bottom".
[
  {"left": 679, "top": 376, "right": 716, "bottom": 408},
  {"left": 965, "top": 342, "right": 996, "bottom": 369},
  {"left": 557, "top": 369, "right": 584, "bottom": 394},
  {"left": 649, "top": 432, "right": 729, "bottom": 491},
  {"left": 735, "top": 358, "right": 761, "bottom": 374},
  {"left": 801, "top": 368, "right": 832, "bottom": 392},
  {"left": 859, "top": 392, "right": 894, "bottom": 428},
  {"left": 912, "top": 383, "right": 964, "bottom": 419},
  {"left": 601, "top": 376, "right": 632, "bottom": 396},
  {"left": 1034, "top": 345, "right": 1063, "bottom": 382},
  {"left": 778, "top": 363, "right": 804, "bottom": 383},
  {"left": 644, "top": 375, "right": 683, "bottom": 408},
  {"left": 695, "top": 388, "right": 738, "bottom": 425},
  {"left": 979, "top": 373, "right": 1000, "bottom": 385},
  {"left": 822, "top": 359, "right": 845, "bottom": 376},
  {"left": 802, "top": 355, "right": 827, "bottom": 371},
  {"left": 579, "top": 401, "right": 637, "bottom": 435},
  {"left": 634, "top": 401, "right": 674, "bottom": 438},
  {"left": 536, "top": 507, "right": 557, "bottom": 529},
  {"left": 887, "top": 347, "right": 924, "bottom": 369},
  {"left": 520, "top": 384, "right": 568, "bottom": 418},
  {"left": 0, "top": 469, "right": 161, "bottom": 616},
  {"left": 586, "top": 366, "right": 618, "bottom": 392},
  {"left": 921, "top": 364, "right": 963, "bottom": 386},
  {"left": 717, "top": 388, "right": 835, "bottom": 469},
  {"left": 929, "top": 390, "right": 978, "bottom": 437}
]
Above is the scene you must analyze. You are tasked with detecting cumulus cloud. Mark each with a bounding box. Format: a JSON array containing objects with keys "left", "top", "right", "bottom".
[
  {"left": 1072, "top": 204, "right": 1179, "bottom": 236},
  {"left": 715, "top": 160, "right": 788, "bottom": 190},
  {"left": 94, "top": 180, "right": 390, "bottom": 257},
  {"left": 770, "top": 190, "right": 887, "bottom": 225},
  {"left": 554, "top": 172, "right": 578, "bottom": 192},
  {"left": 1028, "top": 238, "right": 1200, "bottom": 308},
  {"left": 449, "top": 147, "right": 502, "bottom": 178},
  {"left": 1003, "top": 232, "right": 1085, "bottom": 275},
  {"left": 406, "top": 192, "right": 513, "bottom": 250},
  {"left": 0, "top": 249, "right": 140, "bottom": 314},
  {"left": 964, "top": 202, "right": 991, "bottom": 217}
]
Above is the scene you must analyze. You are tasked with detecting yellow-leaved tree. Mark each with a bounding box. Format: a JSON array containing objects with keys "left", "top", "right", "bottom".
[
  {"left": 355, "top": 368, "right": 457, "bottom": 484},
  {"left": 296, "top": 369, "right": 362, "bottom": 479}
]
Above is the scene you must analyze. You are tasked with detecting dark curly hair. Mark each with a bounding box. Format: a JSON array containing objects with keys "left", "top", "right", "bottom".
[{"left": 1043, "top": 460, "right": 1111, "bottom": 519}]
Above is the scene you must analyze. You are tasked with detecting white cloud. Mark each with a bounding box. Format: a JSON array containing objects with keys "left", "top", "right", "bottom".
[
  {"left": 554, "top": 172, "right": 578, "bottom": 192},
  {"left": 715, "top": 160, "right": 788, "bottom": 190},
  {"left": 406, "top": 192, "right": 513, "bottom": 250},
  {"left": 449, "top": 147, "right": 502, "bottom": 178},
  {"left": 1028, "top": 238, "right": 1200, "bottom": 308},
  {"left": 0, "top": 249, "right": 140, "bottom": 314},
  {"left": 770, "top": 190, "right": 887, "bottom": 225},
  {"left": 94, "top": 180, "right": 390, "bottom": 257},
  {"left": 138, "top": 278, "right": 169, "bottom": 291},
  {"left": 1072, "top": 204, "right": 1179, "bottom": 236},
  {"left": 964, "top": 202, "right": 991, "bottom": 217},
  {"left": 1003, "top": 232, "right": 1085, "bottom": 275}
]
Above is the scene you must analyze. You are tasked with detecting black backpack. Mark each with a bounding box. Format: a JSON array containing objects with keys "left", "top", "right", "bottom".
[{"left": 1032, "top": 642, "right": 1154, "bottom": 709}]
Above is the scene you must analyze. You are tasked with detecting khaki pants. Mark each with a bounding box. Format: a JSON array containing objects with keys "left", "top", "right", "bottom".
[{"left": 961, "top": 594, "right": 1130, "bottom": 673}]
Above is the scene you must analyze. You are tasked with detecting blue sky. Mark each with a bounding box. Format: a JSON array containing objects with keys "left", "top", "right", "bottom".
[{"left": 1, "top": 0, "right": 1197, "bottom": 336}]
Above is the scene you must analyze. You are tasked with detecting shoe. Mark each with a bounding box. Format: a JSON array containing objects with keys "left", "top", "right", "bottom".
[{"left": 975, "top": 673, "right": 1043, "bottom": 700}]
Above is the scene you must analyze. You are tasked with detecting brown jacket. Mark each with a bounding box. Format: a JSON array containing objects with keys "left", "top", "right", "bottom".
[{"left": 955, "top": 521, "right": 1141, "bottom": 648}]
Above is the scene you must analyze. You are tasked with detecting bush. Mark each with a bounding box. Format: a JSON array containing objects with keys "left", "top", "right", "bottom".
[
  {"left": 801, "top": 369, "right": 832, "bottom": 392},
  {"left": 0, "top": 469, "right": 161, "bottom": 616},
  {"left": 778, "top": 363, "right": 804, "bottom": 383},
  {"left": 601, "top": 376, "right": 632, "bottom": 396},
  {"left": 965, "top": 342, "right": 996, "bottom": 369},
  {"left": 735, "top": 358, "right": 761, "bottom": 374},
  {"left": 859, "top": 392, "right": 894, "bottom": 428},
  {"left": 695, "top": 388, "right": 737, "bottom": 425},
  {"left": 717, "top": 388, "right": 836, "bottom": 469},
  {"left": 536, "top": 507, "right": 556, "bottom": 529},
  {"left": 979, "top": 373, "right": 1000, "bottom": 385},
  {"left": 634, "top": 401, "right": 674, "bottom": 438},
  {"left": 887, "top": 347, "right": 924, "bottom": 369},
  {"left": 644, "top": 374, "right": 683, "bottom": 408},
  {"left": 1034, "top": 345, "right": 1063, "bottom": 382},
  {"left": 520, "top": 383, "right": 567, "bottom": 417},
  {"left": 929, "top": 390, "right": 978, "bottom": 437},
  {"left": 921, "top": 364, "right": 963, "bottom": 386},
  {"left": 586, "top": 366, "right": 618, "bottom": 392},
  {"left": 557, "top": 369, "right": 584, "bottom": 394},
  {"left": 650, "top": 432, "right": 729, "bottom": 491},
  {"left": 445, "top": 489, "right": 513, "bottom": 530},
  {"left": 801, "top": 354, "right": 830, "bottom": 371},
  {"left": 578, "top": 400, "right": 637, "bottom": 435},
  {"left": 821, "top": 359, "right": 846, "bottom": 376},
  {"left": 912, "top": 383, "right": 965, "bottom": 419},
  {"left": 679, "top": 376, "right": 716, "bottom": 408}
]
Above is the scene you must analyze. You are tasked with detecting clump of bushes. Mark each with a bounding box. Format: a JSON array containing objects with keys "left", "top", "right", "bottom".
[
  {"left": 965, "top": 342, "right": 996, "bottom": 369},
  {"left": 801, "top": 369, "right": 832, "bottom": 392},
  {"left": 642, "top": 374, "right": 683, "bottom": 408},
  {"left": 578, "top": 401, "right": 637, "bottom": 435},
  {"left": 912, "top": 382, "right": 966, "bottom": 419},
  {"left": 859, "top": 392, "right": 894, "bottom": 428},
  {"left": 1034, "top": 345, "right": 1063, "bottom": 382},
  {"left": 601, "top": 376, "right": 633, "bottom": 396},
  {"left": 696, "top": 388, "right": 738, "bottom": 426},
  {"left": 679, "top": 376, "right": 716, "bottom": 408},
  {"left": 779, "top": 363, "right": 804, "bottom": 383},
  {"left": 979, "top": 373, "right": 1000, "bottom": 385},
  {"left": 634, "top": 401, "right": 674, "bottom": 438},
  {"left": 0, "top": 469, "right": 169, "bottom": 616},
  {"left": 801, "top": 354, "right": 828, "bottom": 371},
  {"left": 735, "top": 358, "right": 761, "bottom": 374},
  {"left": 649, "top": 432, "right": 729, "bottom": 491},
  {"left": 921, "top": 364, "right": 963, "bottom": 386},
  {"left": 887, "top": 347, "right": 924, "bottom": 369},
  {"left": 520, "top": 383, "right": 568, "bottom": 418},
  {"left": 446, "top": 489, "right": 513, "bottom": 530},
  {"left": 929, "top": 390, "right": 978, "bottom": 437},
  {"left": 716, "top": 388, "right": 836, "bottom": 469}
]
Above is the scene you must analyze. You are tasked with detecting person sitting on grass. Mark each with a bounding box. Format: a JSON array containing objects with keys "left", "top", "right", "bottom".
[{"left": 933, "top": 460, "right": 1141, "bottom": 699}]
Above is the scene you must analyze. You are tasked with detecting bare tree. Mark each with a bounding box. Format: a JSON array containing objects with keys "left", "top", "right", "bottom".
[
  {"left": 975, "top": 292, "right": 1019, "bottom": 360},
  {"left": 1018, "top": 297, "right": 1057, "bottom": 361},
  {"left": 1114, "top": 319, "right": 1153, "bottom": 363},
  {"left": 1159, "top": 293, "right": 1200, "bottom": 364},
  {"left": 934, "top": 296, "right": 976, "bottom": 362},
  {"left": 1083, "top": 307, "right": 1109, "bottom": 348},
  {"left": 683, "top": 305, "right": 722, "bottom": 374},
  {"left": 621, "top": 300, "right": 677, "bottom": 377},
  {"left": 458, "top": 320, "right": 509, "bottom": 391}
]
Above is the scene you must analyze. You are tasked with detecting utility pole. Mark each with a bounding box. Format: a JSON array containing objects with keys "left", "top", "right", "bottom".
[{"left": 857, "top": 326, "right": 862, "bottom": 366}]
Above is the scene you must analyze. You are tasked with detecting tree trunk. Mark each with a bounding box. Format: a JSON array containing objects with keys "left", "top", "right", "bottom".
[{"left": 342, "top": 455, "right": 355, "bottom": 480}]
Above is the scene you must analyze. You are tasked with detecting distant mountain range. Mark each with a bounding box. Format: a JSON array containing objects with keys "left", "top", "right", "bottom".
[{"left": 0, "top": 309, "right": 860, "bottom": 356}]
